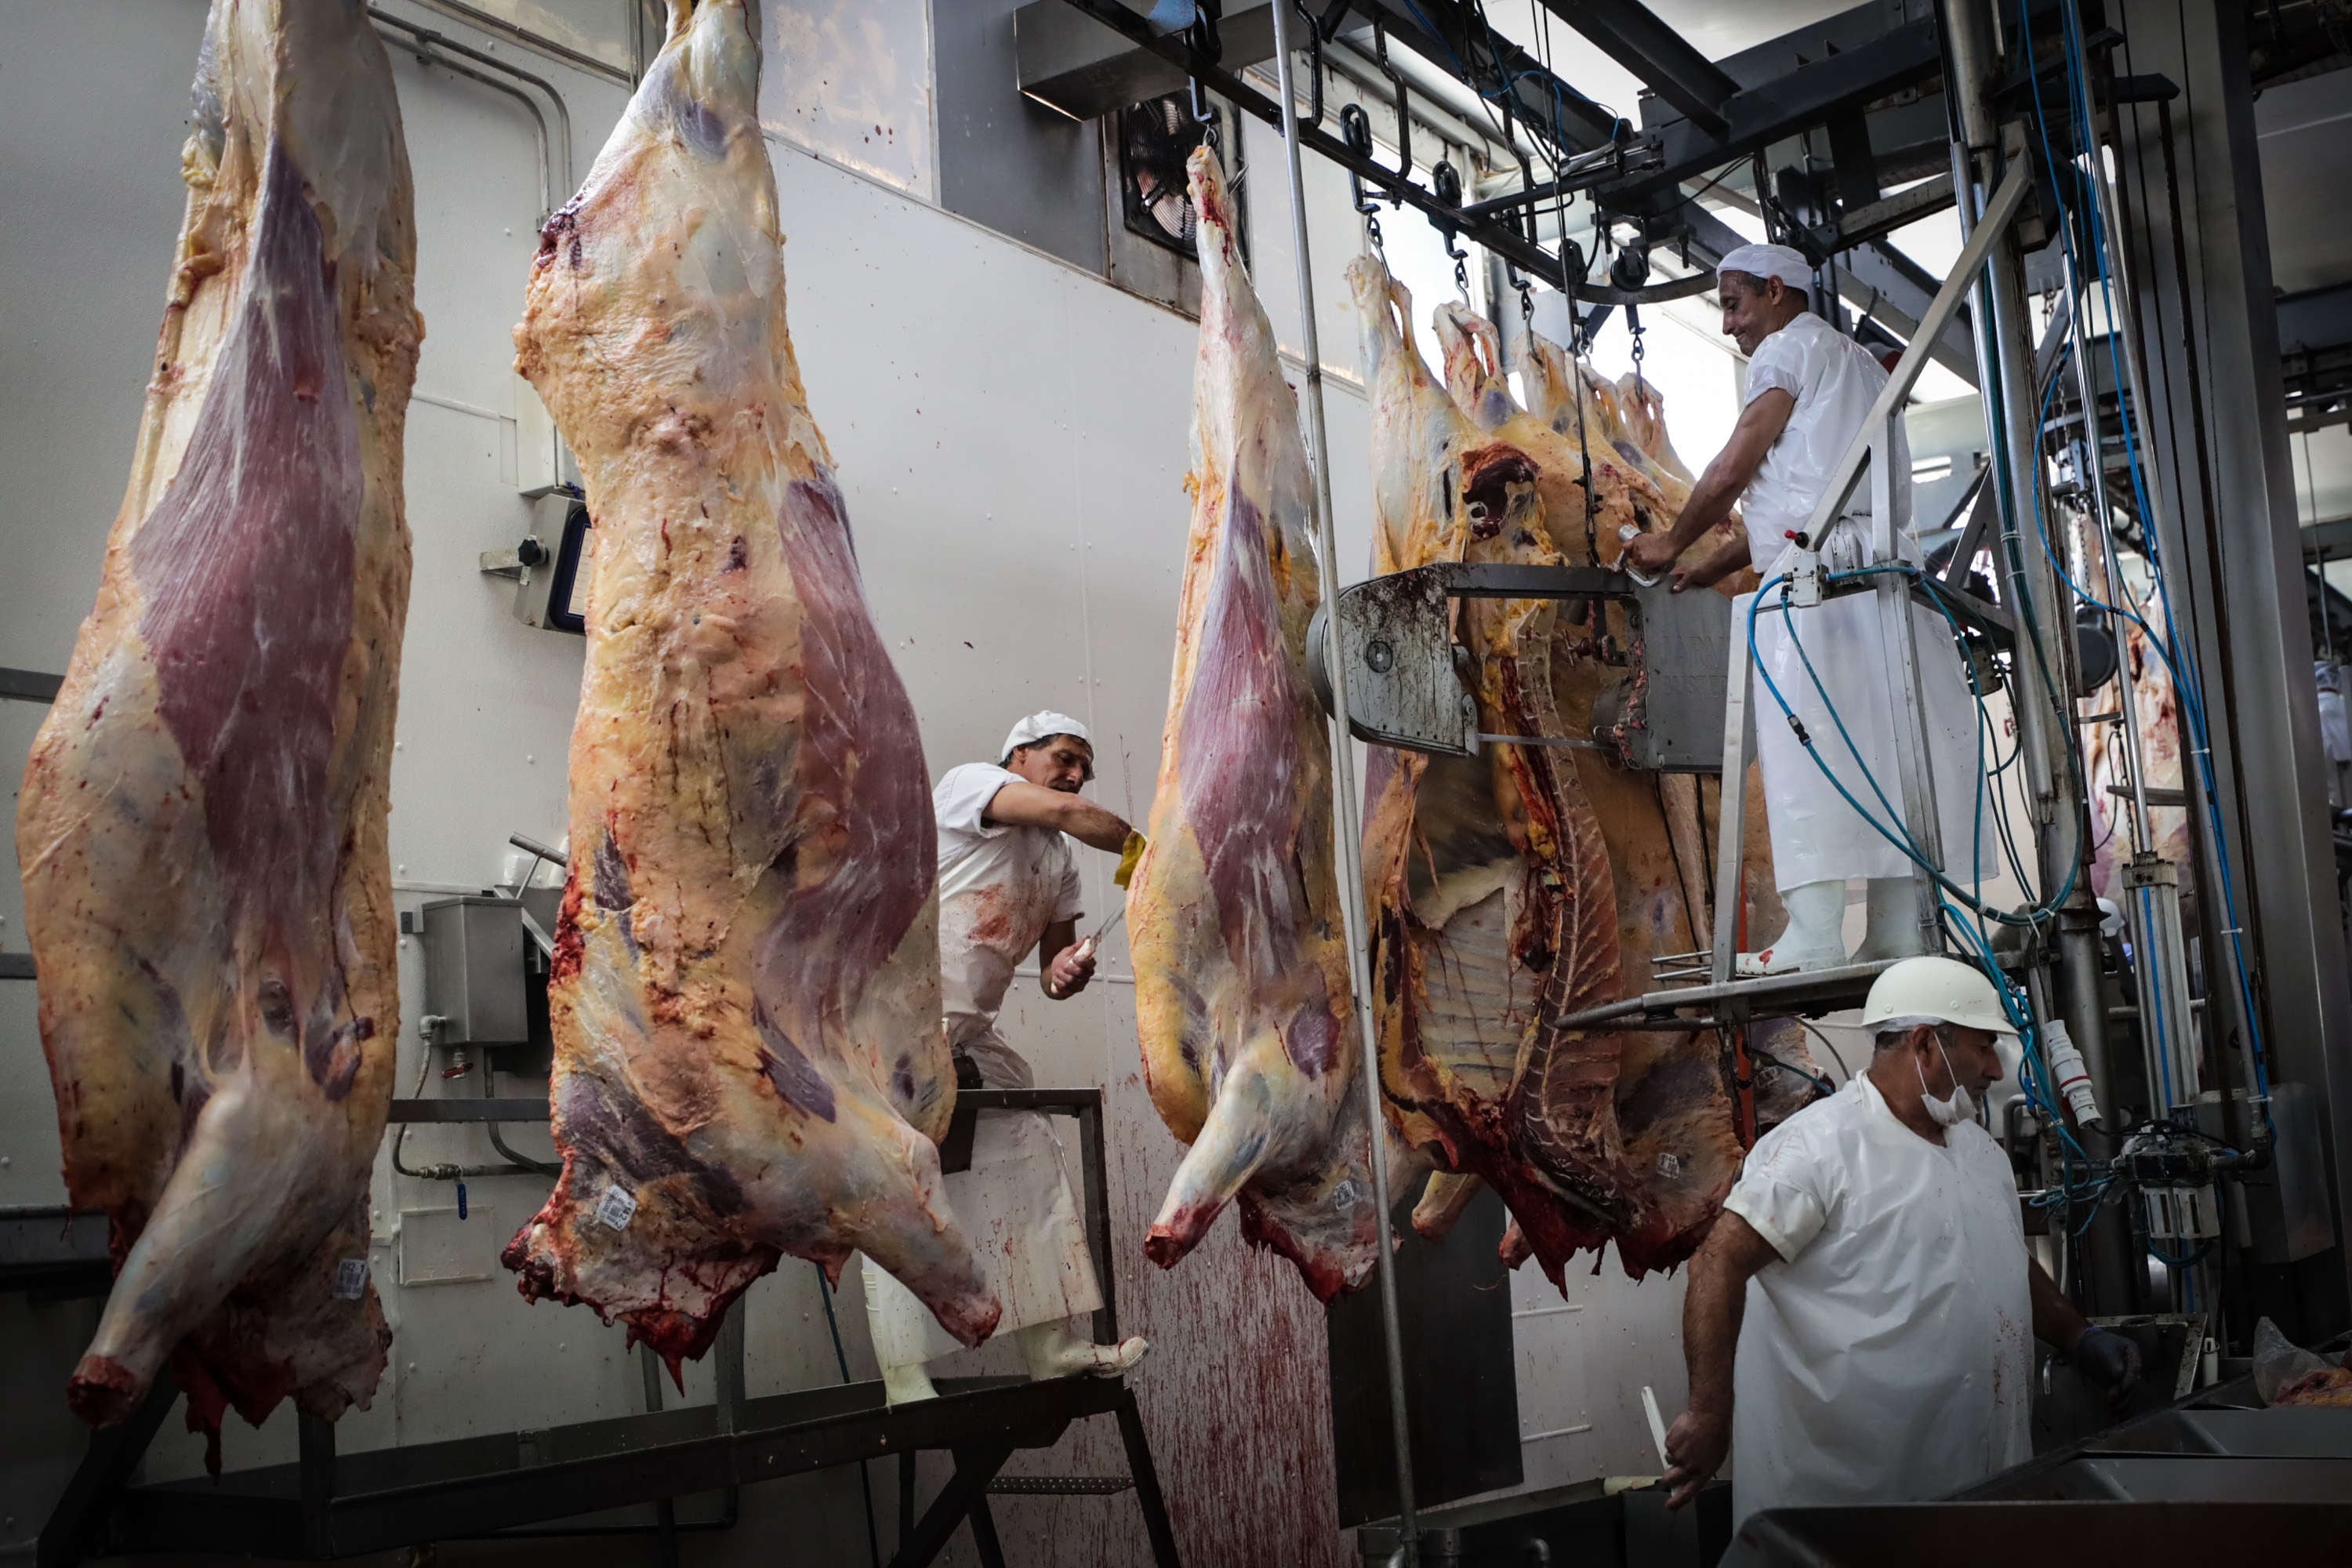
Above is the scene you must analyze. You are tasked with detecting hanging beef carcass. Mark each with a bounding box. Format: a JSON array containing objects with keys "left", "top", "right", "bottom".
[
  {"left": 16, "top": 0, "right": 419, "bottom": 1440},
  {"left": 1127, "top": 149, "right": 1406, "bottom": 1299},
  {"left": 1349, "top": 268, "right": 1787, "bottom": 1287},
  {"left": 500, "top": 0, "right": 999, "bottom": 1365}
]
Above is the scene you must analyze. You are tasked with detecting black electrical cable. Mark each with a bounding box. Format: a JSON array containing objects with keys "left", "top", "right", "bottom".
[
  {"left": 1750, "top": 1044, "right": 1836, "bottom": 1102},
  {"left": 815, "top": 1264, "right": 884, "bottom": 1568}
]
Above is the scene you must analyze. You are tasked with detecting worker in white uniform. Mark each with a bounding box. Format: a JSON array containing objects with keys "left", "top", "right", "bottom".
[
  {"left": 1625, "top": 244, "right": 1988, "bottom": 972},
  {"left": 1661, "top": 956, "right": 2143, "bottom": 1530},
  {"left": 862, "top": 711, "right": 1150, "bottom": 1403}
]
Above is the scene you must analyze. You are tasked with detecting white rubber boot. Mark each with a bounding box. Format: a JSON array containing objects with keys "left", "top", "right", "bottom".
[
  {"left": 1017, "top": 1317, "right": 1151, "bottom": 1382},
  {"left": 1849, "top": 877, "right": 1929, "bottom": 964},
  {"left": 860, "top": 1256, "right": 941, "bottom": 1406},
  {"left": 879, "top": 1359, "right": 939, "bottom": 1406},
  {"left": 1736, "top": 880, "right": 1850, "bottom": 976}
]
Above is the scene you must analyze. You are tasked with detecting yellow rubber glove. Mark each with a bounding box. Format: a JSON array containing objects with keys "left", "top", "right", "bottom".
[{"left": 1113, "top": 829, "right": 1148, "bottom": 889}]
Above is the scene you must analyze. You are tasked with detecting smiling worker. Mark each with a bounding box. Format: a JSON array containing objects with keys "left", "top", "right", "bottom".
[
  {"left": 862, "top": 711, "right": 1149, "bottom": 1402},
  {"left": 1624, "top": 243, "right": 1986, "bottom": 973},
  {"left": 1661, "top": 957, "right": 2143, "bottom": 1529}
]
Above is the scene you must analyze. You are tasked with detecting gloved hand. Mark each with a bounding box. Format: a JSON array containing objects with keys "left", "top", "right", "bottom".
[
  {"left": 2072, "top": 1325, "right": 2143, "bottom": 1395},
  {"left": 1113, "top": 829, "right": 1148, "bottom": 889}
]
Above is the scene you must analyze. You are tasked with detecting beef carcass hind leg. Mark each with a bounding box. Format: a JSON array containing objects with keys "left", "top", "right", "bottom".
[
  {"left": 1127, "top": 150, "right": 1407, "bottom": 1301},
  {"left": 17, "top": 0, "right": 418, "bottom": 1438},
  {"left": 500, "top": 0, "right": 997, "bottom": 1363}
]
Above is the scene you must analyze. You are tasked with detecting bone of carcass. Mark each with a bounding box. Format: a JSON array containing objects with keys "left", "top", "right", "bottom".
[
  {"left": 500, "top": 0, "right": 998, "bottom": 1366},
  {"left": 16, "top": 0, "right": 418, "bottom": 1443},
  {"left": 1127, "top": 150, "right": 1406, "bottom": 1299},
  {"left": 1443, "top": 307, "right": 1826, "bottom": 1239},
  {"left": 1350, "top": 273, "right": 1756, "bottom": 1287}
]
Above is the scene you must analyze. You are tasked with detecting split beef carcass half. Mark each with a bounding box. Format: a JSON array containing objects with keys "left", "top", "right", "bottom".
[
  {"left": 501, "top": 0, "right": 999, "bottom": 1366},
  {"left": 1486, "top": 325, "right": 1822, "bottom": 1136},
  {"left": 1127, "top": 150, "right": 1403, "bottom": 1299},
  {"left": 1349, "top": 266, "right": 1776, "bottom": 1288},
  {"left": 16, "top": 0, "right": 419, "bottom": 1440}
]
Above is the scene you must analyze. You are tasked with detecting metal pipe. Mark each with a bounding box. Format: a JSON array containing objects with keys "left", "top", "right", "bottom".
[
  {"left": 2103, "top": 91, "right": 2268, "bottom": 1149},
  {"left": 2067, "top": 270, "right": 2157, "bottom": 850},
  {"left": 1944, "top": 0, "right": 2127, "bottom": 1314},
  {"left": 1269, "top": 5, "right": 1417, "bottom": 1556},
  {"left": 368, "top": 6, "right": 574, "bottom": 207},
  {"left": 408, "top": 0, "right": 633, "bottom": 86},
  {"left": 376, "top": 19, "right": 560, "bottom": 217}
]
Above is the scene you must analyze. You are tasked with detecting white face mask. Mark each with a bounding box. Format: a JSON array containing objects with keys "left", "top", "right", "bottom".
[{"left": 1916, "top": 1033, "right": 1977, "bottom": 1127}]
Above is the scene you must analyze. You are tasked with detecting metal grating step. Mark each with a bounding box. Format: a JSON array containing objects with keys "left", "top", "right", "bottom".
[{"left": 986, "top": 1475, "right": 1135, "bottom": 1496}]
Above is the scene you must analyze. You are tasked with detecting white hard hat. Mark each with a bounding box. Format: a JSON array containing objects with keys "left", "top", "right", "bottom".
[
  {"left": 1859, "top": 956, "right": 2015, "bottom": 1036},
  {"left": 1000, "top": 710, "right": 1091, "bottom": 765}
]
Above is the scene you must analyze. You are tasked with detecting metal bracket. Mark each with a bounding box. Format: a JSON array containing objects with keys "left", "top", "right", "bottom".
[{"left": 1307, "top": 561, "right": 1731, "bottom": 771}]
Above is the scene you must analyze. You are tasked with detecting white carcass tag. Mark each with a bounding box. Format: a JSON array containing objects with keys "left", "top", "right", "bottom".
[
  {"left": 595, "top": 1185, "right": 640, "bottom": 1230},
  {"left": 333, "top": 1258, "right": 371, "bottom": 1301}
]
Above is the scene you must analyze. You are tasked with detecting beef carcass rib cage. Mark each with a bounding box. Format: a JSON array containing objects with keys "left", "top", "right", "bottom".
[
  {"left": 500, "top": 0, "right": 1000, "bottom": 1367},
  {"left": 16, "top": 0, "right": 419, "bottom": 1445},
  {"left": 1127, "top": 149, "right": 1406, "bottom": 1300},
  {"left": 1353, "top": 264, "right": 1789, "bottom": 1285}
]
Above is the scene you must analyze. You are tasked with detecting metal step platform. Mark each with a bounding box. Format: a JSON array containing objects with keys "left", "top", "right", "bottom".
[
  {"left": 38, "top": 1087, "right": 1178, "bottom": 1568},
  {"left": 42, "top": 1370, "right": 1171, "bottom": 1566}
]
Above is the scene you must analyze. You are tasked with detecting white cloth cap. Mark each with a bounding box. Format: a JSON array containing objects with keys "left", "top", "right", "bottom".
[
  {"left": 999, "top": 710, "right": 1091, "bottom": 763},
  {"left": 1717, "top": 242, "right": 1813, "bottom": 292}
]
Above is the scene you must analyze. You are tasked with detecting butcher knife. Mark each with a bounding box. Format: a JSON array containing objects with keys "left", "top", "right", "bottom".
[{"left": 1073, "top": 902, "right": 1127, "bottom": 963}]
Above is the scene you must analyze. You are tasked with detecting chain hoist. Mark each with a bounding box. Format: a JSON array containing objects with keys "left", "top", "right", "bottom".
[
  {"left": 1339, "top": 102, "right": 1385, "bottom": 253},
  {"left": 1186, "top": 2, "right": 1223, "bottom": 151},
  {"left": 1610, "top": 239, "right": 1652, "bottom": 379},
  {"left": 1570, "top": 321, "right": 1600, "bottom": 567}
]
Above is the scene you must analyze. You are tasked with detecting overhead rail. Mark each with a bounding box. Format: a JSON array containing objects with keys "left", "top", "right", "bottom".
[
  {"left": 1049, "top": 0, "right": 1663, "bottom": 299},
  {"left": 1530, "top": 0, "right": 1738, "bottom": 132}
]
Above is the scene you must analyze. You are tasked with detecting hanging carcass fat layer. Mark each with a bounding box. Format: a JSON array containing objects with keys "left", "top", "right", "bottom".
[
  {"left": 16, "top": 0, "right": 419, "bottom": 1439},
  {"left": 1128, "top": 148, "right": 1398, "bottom": 1299},
  {"left": 501, "top": 0, "right": 999, "bottom": 1363},
  {"left": 1352, "top": 263, "right": 1748, "bottom": 1286}
]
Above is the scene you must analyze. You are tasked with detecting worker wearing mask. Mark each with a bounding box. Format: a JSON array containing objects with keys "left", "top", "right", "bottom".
[
  {"left": 1661, "top": 957, "right": 2143, "bottom": 1527},
  {"left": 862, "top": 712, "right": 1150, "bottom": 1402},
  {"left": 1624, "top": 244, "right": 1987, "bottom": 972}
]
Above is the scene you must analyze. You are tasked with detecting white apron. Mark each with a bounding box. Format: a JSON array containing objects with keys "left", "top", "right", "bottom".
[
  {"left": 1722, "top": 1076, "right": 2033, "bottom": 1534},
  {"left": 1740, "top": 522, "right": 1994, "bottom": 891},
  {"left": 859, "top": 762, "right": 1102, "bottom": 1367}
]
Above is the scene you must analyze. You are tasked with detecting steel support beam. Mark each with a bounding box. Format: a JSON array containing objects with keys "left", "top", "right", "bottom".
[
  {"left": 2113, "top": 0, "right": 2352, "bottom": 1331},
  {"left": 1530, "top": 0, "right": 1737, "bottom": 132},
  {"left": 1599, "top": 15, "right": 1946, "bottom": 207},
  {"left": 1841, "top": 236, "right": 1982, "bottom": 385},
  {"left": 2278, "top": 281, "right": 2352, "bottom": 356},
  {"left": 2303, "top": 516, "right": 2352, "bottom": 561},
  {"left": 1678, "top": 200, "right": 1978, "bottom": 387},
  {"left": 1351, "top": 0, "right": 1624, "bottom": 152},
  {"left": 1944, "top": 0, "right": 2124, "bottom": 1317}
]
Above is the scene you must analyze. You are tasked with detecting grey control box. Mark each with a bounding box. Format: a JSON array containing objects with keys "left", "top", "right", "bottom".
[{"left": 419, "top": 896, "right": 528, "bottom": 1045}]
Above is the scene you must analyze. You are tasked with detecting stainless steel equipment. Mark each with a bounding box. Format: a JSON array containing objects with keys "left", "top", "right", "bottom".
[
  {"left": 418, "top": 896, "right": 528, "bottom": 1047},
  {"left": 1306, "top": 561, "right": 1732, "bottom": 771}
]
